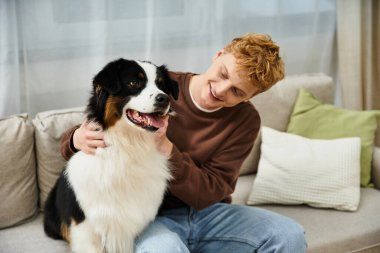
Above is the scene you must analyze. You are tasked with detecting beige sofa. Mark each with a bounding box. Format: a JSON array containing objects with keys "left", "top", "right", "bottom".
[{"left": 1, "top": 74, "right": 379, "bottom": 253}]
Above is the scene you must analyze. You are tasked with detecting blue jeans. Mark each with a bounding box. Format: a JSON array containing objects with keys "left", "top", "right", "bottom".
[{"left": 135, "top": 203, "right": 307, "bottom": 253}]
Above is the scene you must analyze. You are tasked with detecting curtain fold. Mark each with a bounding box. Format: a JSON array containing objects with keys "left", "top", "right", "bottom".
[
  {"left": 0, "top": 1, "right": 21, "bottom": 117},
  {"left": 337, "top": 0, "right": 380, "bottom": 110}
]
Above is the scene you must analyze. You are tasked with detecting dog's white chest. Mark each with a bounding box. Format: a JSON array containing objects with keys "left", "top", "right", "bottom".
[{"left": 66, "top": 131, "right": 170, "bottom": 251}]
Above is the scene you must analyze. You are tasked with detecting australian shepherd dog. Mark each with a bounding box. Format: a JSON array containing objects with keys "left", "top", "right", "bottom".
[{"left": 43, "top": 58, "right": 178, "bottom": 253}]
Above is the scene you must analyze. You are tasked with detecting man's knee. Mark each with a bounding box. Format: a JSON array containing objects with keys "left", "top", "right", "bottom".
[
  {"left": 135, "top": 223, "right": 189, "bottom": 253},
  {"left": 268, "top": 217, "right": 307, "bottom": 253}
]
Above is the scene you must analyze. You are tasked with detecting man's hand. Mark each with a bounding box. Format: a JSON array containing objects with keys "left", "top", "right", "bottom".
[
  {"left": 154, "top": 116, "right": 173, "bottom": 157},
  {"left": 73, "top": 120, "right": 107, "bottom": 155}
]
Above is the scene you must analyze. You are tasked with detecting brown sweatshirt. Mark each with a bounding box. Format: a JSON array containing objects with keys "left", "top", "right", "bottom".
[{"left": 60, "top": 72, "right": 261, "bottom": 211}]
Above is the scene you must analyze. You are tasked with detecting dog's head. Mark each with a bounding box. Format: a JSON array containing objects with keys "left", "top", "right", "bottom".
[{"left": 86, "top": 58, "right": 178, "bottom": 131}]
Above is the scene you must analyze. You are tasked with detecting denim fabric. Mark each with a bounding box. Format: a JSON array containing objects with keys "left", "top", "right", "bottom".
[{"left": 135, "top": 203, "right": 307, "bottom": 253}]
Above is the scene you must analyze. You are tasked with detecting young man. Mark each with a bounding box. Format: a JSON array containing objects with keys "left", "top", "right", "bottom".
[{"left": 61, "top": 33, "right": 307, "bottom": 253}]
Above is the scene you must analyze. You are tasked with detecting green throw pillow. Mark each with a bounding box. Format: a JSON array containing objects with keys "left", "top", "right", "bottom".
[{"left": 287, "top": 88, "right": 380, "bottom": 187}]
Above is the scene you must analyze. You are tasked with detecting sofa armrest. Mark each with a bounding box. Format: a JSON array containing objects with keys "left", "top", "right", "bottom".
[{"left": 372, "top": 146, "right": 380, "bottom": 189}]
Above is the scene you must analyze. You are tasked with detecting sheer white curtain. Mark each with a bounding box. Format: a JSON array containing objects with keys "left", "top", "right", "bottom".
[
  {"left": 1, "top": 1, "right": 21, "bottom": 117},
  {"left": 0, "top": 0, "right": 336, "bottom": 117}
]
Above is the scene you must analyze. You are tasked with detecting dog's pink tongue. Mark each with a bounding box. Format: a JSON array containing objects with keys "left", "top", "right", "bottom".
[{"left": 149, "top": 115, "right": 165, "bottom": 129}]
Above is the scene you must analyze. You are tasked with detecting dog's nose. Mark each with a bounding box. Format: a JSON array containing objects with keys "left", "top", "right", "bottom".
[{"left": 155, "top": 94, "right": 170, "bottom": 107}]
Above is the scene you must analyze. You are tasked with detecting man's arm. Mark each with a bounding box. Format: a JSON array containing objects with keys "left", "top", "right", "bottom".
[
  {"left": 61, "top": 125, "right": 80, "bottom": 161},
  {"left": 167, "top": 115, "right": 260, "bottom": 210},
  {"left": 167, "top": 106, "right": 261, "bottom": 209}
]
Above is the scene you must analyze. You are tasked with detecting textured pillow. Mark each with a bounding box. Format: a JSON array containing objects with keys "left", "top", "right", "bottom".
[
  {"left": 247, "top": 127, "right": 361, "bottom": 211},
  {"left": 287, "top": 88, "right": 380, "bottom": 187},
  {"left": 0, "top": 114, "right": 38, "bottom": 228},
  {"left": 33, "top": 107, "right": 85, "bottom": 209}
]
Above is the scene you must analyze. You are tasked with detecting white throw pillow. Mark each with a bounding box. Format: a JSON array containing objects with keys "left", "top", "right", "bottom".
[{"left": 247, "top": 127, "right": 361, "bottom": 211}]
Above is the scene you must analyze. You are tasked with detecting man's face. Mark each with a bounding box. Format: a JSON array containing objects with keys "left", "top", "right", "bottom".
[{"left": 199, "top": 52, "right": 259, "bottom": 111}]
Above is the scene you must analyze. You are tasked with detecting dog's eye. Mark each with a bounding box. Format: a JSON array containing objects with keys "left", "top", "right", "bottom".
[{"left": 129, "top": 81, "right": 140, "bottom": 88}]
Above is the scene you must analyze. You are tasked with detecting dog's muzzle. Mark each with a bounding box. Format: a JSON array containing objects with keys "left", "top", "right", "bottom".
[{"left": 126, "top": 93, "right": 171, "bottom": 132}]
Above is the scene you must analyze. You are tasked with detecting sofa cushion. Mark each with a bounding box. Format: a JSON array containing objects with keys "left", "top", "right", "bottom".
[
  {"left": 247, "top": 127, "right": 361, "bottom": 211},
  {"left": 232, "top": 175, "right": 380, "bottom": 253},
  {"left": 240, "top": 73, "right": 335, "bottom": 175},
  {"left": 33, "top": 107, "right": 85, "bottom": 209},
  {"left": 0, "top": 114, "right": 38, "bottom": 229},
  {"left": 287, "top": 88, "right": 380, "bottom": 187},
  {"left": 0, "top": 214, "right": 70, "bottom": 253}
]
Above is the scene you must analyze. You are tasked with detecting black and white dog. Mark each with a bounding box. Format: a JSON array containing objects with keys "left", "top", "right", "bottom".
[{"left": 43, "top": 58, "right": 178, "bottom": 253}]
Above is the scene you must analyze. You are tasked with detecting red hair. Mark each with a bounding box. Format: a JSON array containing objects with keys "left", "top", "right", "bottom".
[{"left": 224, "top": 33, "right": 285, "bottom": 92}]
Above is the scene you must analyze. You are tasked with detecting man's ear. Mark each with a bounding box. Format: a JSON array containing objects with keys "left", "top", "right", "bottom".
[
  {"left": 92, "top": 59, "right": 123, "bottom": 94},
  {"left": 212, "top": 49, "right": 225, "bottom": 61}
]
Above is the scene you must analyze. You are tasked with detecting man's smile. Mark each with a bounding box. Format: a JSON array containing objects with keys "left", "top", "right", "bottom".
[{"left": 209, "top": 84, "right": 224, "bottom": 102}]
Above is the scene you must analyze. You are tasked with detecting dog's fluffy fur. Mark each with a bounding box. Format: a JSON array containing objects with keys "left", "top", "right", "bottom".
[{"left": 43, "top": 58, "right": 178, "bottom": 253}]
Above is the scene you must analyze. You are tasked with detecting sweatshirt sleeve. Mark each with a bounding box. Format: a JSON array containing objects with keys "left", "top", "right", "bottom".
[
  {"left": 60, "top": 125, "right": 80, "bottom": 161},
  {"left": 167, "top": 113, "right": 260, "bottom": 210}
]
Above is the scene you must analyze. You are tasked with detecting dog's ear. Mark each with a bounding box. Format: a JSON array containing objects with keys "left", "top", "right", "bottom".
[
  {"left": 93, "top": 59, "right": 124, "bottom": 94},
  {"left": 168, "top": 79, "right": 179, "bottom": 100},
  {"left": 157, "top": 65, "right": 179, "bottom": 100}
]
